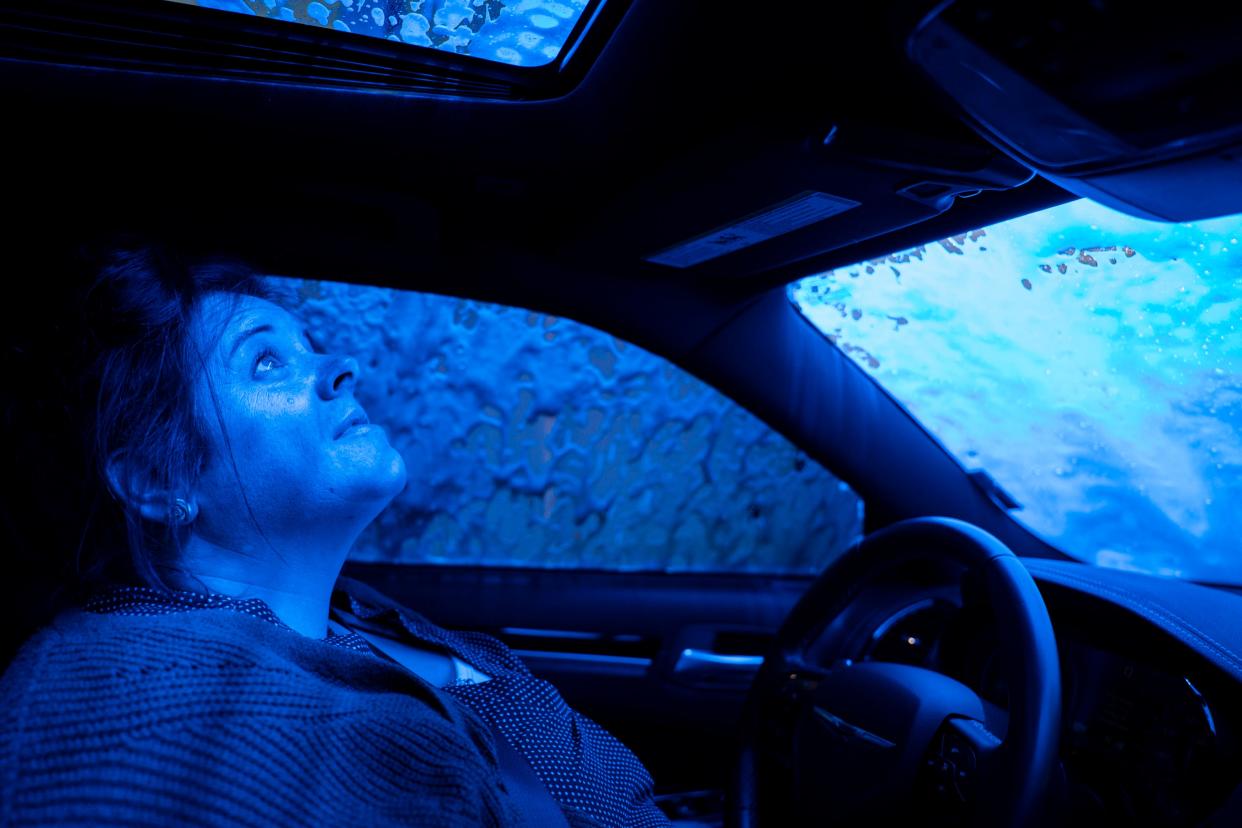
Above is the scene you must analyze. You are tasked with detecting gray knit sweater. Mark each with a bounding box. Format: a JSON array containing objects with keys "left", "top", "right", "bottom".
[{"left": 0, "top": 604, "right": 522, "bottom": 827}]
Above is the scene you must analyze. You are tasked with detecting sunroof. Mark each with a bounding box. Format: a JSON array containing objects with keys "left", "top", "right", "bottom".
[{"left": 171, "top": 0, "right": 592, "bottom": 66}]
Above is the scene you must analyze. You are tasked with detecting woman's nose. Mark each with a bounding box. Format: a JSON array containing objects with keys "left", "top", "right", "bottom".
[{"left": 318, "top": 354, "right": 360, "bottom": 399}]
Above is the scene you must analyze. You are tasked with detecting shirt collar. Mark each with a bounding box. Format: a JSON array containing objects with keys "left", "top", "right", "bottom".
[{"left": 84, "top": 584, "right": 359, "bottom": 645}]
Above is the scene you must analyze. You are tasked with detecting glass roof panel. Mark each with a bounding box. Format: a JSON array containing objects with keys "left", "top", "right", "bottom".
[{"left": 170, "top": 0, "right": 591, "bottom": 66}]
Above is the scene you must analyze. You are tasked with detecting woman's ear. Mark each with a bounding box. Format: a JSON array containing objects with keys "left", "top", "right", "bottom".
[{"left": 105, "top": 450, "right": 198, "bottom": 525}]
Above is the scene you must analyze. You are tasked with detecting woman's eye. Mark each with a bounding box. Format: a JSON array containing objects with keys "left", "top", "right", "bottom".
[{"left": 253, "top": 349, "right": 281, "bottom": 376}]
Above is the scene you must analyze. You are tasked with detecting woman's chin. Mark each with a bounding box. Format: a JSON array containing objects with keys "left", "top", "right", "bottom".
[
  {"left": 356, "top": 450, "right": 406, "bottom": 500},
  {"left": 315, "top": 448, "right": 408, "bottom": 516},
  {"left": 330, "top": 432, "right": 407, "bottom": 492},
  {"left": 365, "top": 448, "right": 409, "bottom": 502},
  {"left": 383, "top": 450, "right": 409, "bottom": 497}
]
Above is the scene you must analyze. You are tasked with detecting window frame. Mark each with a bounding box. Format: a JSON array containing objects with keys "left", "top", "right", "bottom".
[{"left": 0, "top": 0, "right": 630, "bottom": 99}]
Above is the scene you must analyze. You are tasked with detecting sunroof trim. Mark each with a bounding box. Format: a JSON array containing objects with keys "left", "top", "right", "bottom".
[
  {"left": 164, "top": 0, "right": 602, "bottom": 71},
  {"left": 1, "top": 0, "right": 626, "bottom": 100}
]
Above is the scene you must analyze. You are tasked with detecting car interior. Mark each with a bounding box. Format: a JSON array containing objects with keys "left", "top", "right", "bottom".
[{"left": 3, "top": 1, "right": 1242, "bottom": 825}]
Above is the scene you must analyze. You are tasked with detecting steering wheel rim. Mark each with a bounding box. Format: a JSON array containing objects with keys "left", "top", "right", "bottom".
[{"left": 728, "top": 517, "right": 1061, "bottom": 828}]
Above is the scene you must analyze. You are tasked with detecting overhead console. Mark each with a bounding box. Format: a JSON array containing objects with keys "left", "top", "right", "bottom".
[{"left": 909, "top": 1, "right": 1242, "bottom": 221}]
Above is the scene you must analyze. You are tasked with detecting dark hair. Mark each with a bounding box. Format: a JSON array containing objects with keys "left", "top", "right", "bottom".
[{"left": 78, "top": 241, "right": 281, "bottom": 593}]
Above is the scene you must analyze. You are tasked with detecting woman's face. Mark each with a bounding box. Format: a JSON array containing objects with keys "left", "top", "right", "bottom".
[{"left": 187, "top": 292, "right": 407, "bottom": 545}]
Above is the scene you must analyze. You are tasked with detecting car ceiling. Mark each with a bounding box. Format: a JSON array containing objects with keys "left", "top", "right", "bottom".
[
  {"left": 2, "top": 0, "right": 1075, "bottom": 318},
  {"left": 2, "top": 0, "right": 1085, "bottom": 560}
]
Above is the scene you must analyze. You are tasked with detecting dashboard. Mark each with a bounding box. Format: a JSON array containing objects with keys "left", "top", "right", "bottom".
[{"left": 817, "top": 559, "right": 1242, "bottom": 826}]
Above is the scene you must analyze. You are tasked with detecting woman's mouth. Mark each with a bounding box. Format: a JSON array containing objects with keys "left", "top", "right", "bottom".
[
  {"left": 334, "top": 410, "right": 370, "bottom": 439},
  {"left": 340, "top": 423, "right": 375, "bottom": 438}
]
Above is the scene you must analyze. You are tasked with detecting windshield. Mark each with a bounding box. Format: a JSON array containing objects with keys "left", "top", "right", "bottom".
[{"left": 789, "top": 199, "right": 1242, "bottom": 583}]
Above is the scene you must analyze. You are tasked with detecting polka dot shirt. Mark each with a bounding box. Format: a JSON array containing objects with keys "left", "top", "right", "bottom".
[{"left": 85, "top": 584, "right": 671, "bottom": 828}]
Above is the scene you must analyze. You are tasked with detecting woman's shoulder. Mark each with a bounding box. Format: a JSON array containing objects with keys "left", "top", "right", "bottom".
[
  {"left": 0, "top": 604, "right": 426, "bottom": 708},
  {"left": 0, "top": 609, "right": 285, "bottom": 767},
  {"left": 4, "top": 605, "right": 287, "bottom": 673},
  {"left": 0, "top": 609, "right": 524, "bottom": 828},
  {"left": 0, "top": 608, "right": 272, "bottom": 716},
  {"left": 1, "top": 608, "right": 181, "bottom": 687}
]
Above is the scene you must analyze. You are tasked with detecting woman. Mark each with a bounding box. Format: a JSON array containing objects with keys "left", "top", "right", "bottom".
[{"left": 0, "top": 244, "right": 670, "bottom": 827}]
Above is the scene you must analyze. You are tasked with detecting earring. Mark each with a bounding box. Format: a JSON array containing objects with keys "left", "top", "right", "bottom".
[{"left": 169, "top": 498, "right": 193, "bottom": 525}]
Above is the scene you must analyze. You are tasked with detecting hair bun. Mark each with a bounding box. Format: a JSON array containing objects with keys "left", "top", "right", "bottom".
[{"left": 81, "top": 240, "right": 194, "bottom": 350}]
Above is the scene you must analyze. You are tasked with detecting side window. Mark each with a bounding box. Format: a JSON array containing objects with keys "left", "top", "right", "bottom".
[{"left": 282, "top": 279, "right": 864, "bottom": 574}]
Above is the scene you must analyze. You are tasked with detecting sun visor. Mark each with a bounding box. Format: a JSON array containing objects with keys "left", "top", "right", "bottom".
[{"left": 908, "top": 2, "right": 1242, "bottom": 221}]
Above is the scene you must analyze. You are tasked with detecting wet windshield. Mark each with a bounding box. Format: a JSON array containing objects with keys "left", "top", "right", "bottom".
[{"left": 790, "top": 199, "right": 1242, "bottom": 583}]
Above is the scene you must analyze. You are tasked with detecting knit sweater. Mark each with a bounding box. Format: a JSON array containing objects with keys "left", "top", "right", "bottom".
[
  {"left": 0, "top": 592, "right": 523, "bottom": 827},
  {"left": 327, "top": 578, "right": 668, "bottom": 828}
]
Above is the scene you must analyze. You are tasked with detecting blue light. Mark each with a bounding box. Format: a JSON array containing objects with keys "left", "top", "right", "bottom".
[
  {"left": 790, "top": 199, "right": 1242, "bottom": 582},
  {"left": 167, "top": 0, "right": 592, "bottom": 67},
  {"left": 1184, "top": 677, "right": 1217, "bottom": 737}
]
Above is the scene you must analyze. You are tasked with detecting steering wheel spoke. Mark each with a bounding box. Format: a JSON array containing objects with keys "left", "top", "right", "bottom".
[
  {"left": 729, "top": 517, "right": 1060, "bottom": 828},
  {"left": 918, "top": 715, "right": 1002, "bottom": 809}
]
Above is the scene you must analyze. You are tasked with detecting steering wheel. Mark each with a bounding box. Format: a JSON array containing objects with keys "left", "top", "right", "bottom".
[{"left": 728, "top": 517, "right": 1061, "bottom": 827}]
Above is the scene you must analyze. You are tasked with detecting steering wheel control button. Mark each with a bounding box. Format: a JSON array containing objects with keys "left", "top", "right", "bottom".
[
  {"left": 922, "top": 716, "right": 1002, "bottom": 805},
  {"left": 918, "top": 749, "right": 963, "bottom": 808},
  {"left": 948, "top": 716, "right": 1002, "bottom": 752}
]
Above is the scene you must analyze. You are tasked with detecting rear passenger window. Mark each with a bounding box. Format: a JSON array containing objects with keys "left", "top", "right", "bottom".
[{"left": 281, "top": 278, "right": 864, "bottom": 574}]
